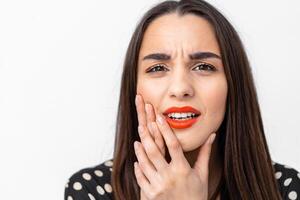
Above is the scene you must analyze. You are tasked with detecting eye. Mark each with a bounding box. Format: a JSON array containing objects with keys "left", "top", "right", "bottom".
[
  {"left": 146, "top": 64, "right": 169, "bottom": 73},
  {"left": 192, "top": 63, "right": 216, "bottom": 72}
]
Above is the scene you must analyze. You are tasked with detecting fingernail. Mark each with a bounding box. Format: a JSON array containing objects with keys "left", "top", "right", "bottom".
[
  {"left": 134, "top": 141, "right": 139, "bottom": 150},
  {"left": 157, "top": 114, "right": 164, "bottom": 125},
  {"left": 210, "top": 133, "right": 216, "bottom": 144}
]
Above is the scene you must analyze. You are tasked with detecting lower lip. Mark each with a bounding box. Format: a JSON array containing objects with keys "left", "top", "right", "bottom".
[{"left": 165, "top": 116, "right": 200, "bottom": 129}]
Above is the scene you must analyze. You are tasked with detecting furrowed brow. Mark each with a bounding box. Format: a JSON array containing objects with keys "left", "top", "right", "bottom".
[
  {"left": 189, "top": 51, "right": 221, "bottom": 60},
  {"left": 142, "top": 51, "right": 221, "bottom": 61},
  {"left": 142, "top": 53, "right": 171, "bottom": 61}
]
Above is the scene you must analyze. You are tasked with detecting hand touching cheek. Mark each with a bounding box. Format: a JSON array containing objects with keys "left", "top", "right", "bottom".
[{"left": 134, "top": 94, "right": 216, "bottom": 200}]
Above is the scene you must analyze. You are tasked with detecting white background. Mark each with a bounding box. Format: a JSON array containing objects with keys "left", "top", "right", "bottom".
[{"left": 0, "top": 0, "right": 299, "bottom": 199}]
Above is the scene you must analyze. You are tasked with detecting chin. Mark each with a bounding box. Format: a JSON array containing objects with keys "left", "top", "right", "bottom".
[{"left": 178, "top": 138, "right": 203, "bottom": 152}]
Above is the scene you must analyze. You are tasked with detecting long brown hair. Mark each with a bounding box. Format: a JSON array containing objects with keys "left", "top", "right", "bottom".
[{"left": 111, "top": 0, "right": 282, "bottom": 199}]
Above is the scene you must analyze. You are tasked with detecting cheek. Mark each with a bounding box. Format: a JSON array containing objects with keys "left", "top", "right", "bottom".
[
  {"left": 207, "top": 86, "right": 227, "bottom": 112},
  {"left": 202, "top": 77, "right": 228, "bottom": 128},
  {"left": 136, "top": 79, "right": 164, "bottom": 110},
  {"left": 174, "top": 78, "right": 228, "bottom": 151}
]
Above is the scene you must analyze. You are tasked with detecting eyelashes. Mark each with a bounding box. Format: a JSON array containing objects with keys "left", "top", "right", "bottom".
[
  {"left": 192, "top": 63, "right": 216, "bottom": 72},
  {"left": 146, "top": 64, "right": 168, "bottom": 73},
  {"left": 146, "top": 63, "right": 216, "bottom": 73}
]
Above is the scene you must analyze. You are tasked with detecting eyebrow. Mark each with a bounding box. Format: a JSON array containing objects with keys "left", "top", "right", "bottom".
[{"left": 142, "top": 51, "right": 221, "bottom": 61}]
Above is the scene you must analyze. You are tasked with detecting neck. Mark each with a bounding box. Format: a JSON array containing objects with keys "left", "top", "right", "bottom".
[{"left": 184, "top": 134, "right": 223, "bottom": 198}]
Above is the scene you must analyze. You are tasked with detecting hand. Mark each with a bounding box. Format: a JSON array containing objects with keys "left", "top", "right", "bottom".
[
  {"left": 135, "top": 94, "right": 166, "bottom": 200},
  {"left": 135, "top": 94, "right": 166, "bottom": 158},
  {"left": 134, "top": 94, "right": 216, "bottom": 200}
]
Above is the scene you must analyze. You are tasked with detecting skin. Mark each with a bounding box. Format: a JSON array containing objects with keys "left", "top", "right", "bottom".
[{"left": 134, "top": 13, "right": 228, "bottom": 200}]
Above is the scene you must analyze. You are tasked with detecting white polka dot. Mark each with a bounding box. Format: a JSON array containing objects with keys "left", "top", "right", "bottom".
[
  {"left": 88, "top": 193, "right": 96, "bottom": 200},
  {"left": 65, "top": 180, "right": 69, "bottom": 188},
  {"left": 96, "top": 185, "right": 105, "bottom": 195},
  {"left": 67, "top": 196, "right": 73, "bottom": 200},
  {"left": 288, "top": 191, "right": 297, "bottom": 200},
  {"left": 272, "top": 161, "right": 275, "bottom": 165},
  {"left": 297, "top": 173, "right": 300, "bottom": 179},
  {"left": 109, "top": 168, "right": 113, "bottom": 172},
  {"left": 82, "top": 173, "right": 92, "bottom": 180},
  {"left": 104, "top": 183, "right": 113, "bottom": 193},
  {"left": 275, "top": 171, "right": 282, "bottom": 179},
  {"left": 104, "top": 160, "right": 113, "bottom": 167},
  {"left": 284, "top": 178, "right": 292, "bottom": 186},
  {"left": 73, "top": 182, "right": 82, "bottom": 190},
  {"left": 284, "top": 165, "right": 292, "bottom": 169},
  {"left": 94, "top": 170, "right": 103, "bottom": 177}
]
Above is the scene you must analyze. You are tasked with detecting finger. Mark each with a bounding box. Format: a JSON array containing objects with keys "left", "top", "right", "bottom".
[
  {"left": 145, "top": 103, "right": 156, "bottom": 136},
  {"left": 136, "top": 95, "right": 155, "bottom": 142},
  {"left": 145, "top": 103, "right": 165, "bottom": 156},
  {"left": 136, "top": 96, "right": 162, "bottom": 162},
  {"left": 138, "top": 125, "right": 168, "bottom": 171},
  {"left": 145, "top": 103, "right": 156, "bottom": 123},
  {"left": 134, "top": 161, "right": 152, "bottom": 197},
  {"left": 135, "top": 94, "right": 147, "bottom": 126},
  {"left": 134, "top": 140, "right": 157, "bottom": 182},
  {"left": 150, "top": 122, "right": 166, "bottom": 157},
  {"left": 193, "top": 133, "right": 216, "bottom": 178},
  {"left": 145, "top": 103, "right": 156, "bottom": 140},
  {"left": 155, "top": 113, "right": 186, "bottom": 164},
  {"left": 136, "top": 96, "right": 167, "bottom": 169}
]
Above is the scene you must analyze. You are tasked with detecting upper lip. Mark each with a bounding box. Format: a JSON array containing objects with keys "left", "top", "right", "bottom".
[{"left": 163, "top": 106, "right": 201, "bottom": 115}]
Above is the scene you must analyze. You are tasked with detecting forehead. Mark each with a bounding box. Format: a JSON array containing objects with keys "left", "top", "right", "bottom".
[{"left": 138, "top": 13, "right": 220, "bottom": 59}]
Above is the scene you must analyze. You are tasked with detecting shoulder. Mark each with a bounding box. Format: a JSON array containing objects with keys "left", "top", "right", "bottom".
[
  {"left": 273, "top": 161, "right": 300, "bottom": 199},
  {"left": 64, "top": 158, "right": 114, "bottom": 200}
]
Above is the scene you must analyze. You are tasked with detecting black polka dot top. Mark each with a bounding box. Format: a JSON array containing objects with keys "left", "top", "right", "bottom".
[{"left": 64, "top": 159, "right": 300, "bottom": 200}]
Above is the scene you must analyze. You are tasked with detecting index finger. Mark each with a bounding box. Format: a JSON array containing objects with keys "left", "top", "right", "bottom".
[
  {"left": 155, "top": 113, "right": 187, "bottom": 164},
  {"left": 135, "top": 94, "right": 147, "bottom": 126}
]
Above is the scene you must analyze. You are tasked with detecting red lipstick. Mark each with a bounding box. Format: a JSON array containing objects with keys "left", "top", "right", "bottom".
[{"left": 163, "top": 106, "right": 201, "bottom": 129}]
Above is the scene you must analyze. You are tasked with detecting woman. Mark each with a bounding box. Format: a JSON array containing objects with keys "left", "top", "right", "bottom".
[{"left": 64, "top": 0, "right": 300, "bottom": 199}]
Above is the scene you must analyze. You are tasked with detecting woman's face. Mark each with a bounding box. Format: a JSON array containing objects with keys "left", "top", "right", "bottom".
[{"left": 137, "top": 13, "right": 227, "bottom": 152}]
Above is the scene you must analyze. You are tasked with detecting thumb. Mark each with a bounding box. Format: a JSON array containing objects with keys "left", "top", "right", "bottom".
[{"left": 193, "top": 133, "right": 216, "bottom": 178}]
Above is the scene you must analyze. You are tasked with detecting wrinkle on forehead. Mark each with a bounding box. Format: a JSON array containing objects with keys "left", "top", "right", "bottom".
[{"left": 138, "top": 13, "right": 220, "bottom": 62}]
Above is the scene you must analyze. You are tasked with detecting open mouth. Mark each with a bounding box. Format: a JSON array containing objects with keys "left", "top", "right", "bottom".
[
  {"left": 167, "top": 113, "right": 200, "bottom": 120},
  {"left": 162, "top": 106, "right": 201, "bottom": 129},
  {"left": 164, "top": 113, "right": 201, "bottom": 129}
]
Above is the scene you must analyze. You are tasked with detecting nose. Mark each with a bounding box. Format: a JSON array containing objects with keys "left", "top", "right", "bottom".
[{"left": 167, "top": 67, "right": 194, "bottom": 100}]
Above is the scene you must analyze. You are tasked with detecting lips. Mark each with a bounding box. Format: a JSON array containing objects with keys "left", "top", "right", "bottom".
[{"left": 163, "top": 106, "right": 201, "bottom": 129}]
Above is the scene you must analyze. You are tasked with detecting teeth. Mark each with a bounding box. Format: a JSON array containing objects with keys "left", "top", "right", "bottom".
[{"left": 167, "top": 112, "right": 198, "bottom": 120}]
